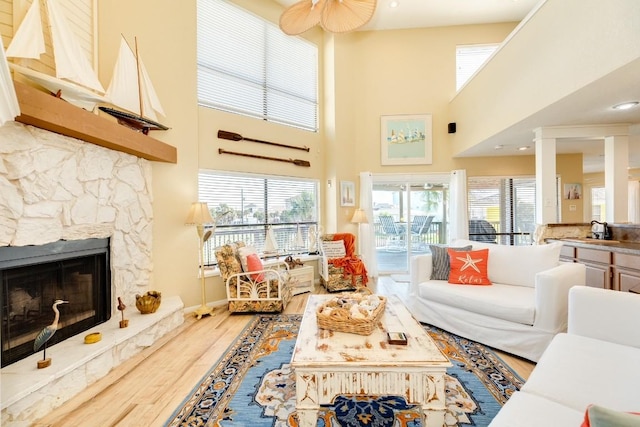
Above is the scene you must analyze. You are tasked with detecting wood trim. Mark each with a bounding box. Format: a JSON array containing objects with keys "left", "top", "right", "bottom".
[{"left": 13, "top": 81, "right": 177, "bottom": 163}]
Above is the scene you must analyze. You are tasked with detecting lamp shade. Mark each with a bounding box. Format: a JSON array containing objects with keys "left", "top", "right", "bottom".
[
  {"left": 351, "top": 208, "right": 368, "bottom": 224},
  {"left": 185, "top": 202, "right": 214, "bottom": 225}
]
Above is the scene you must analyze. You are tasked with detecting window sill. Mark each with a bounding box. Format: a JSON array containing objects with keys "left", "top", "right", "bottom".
[{"left": 203, "top": 253, "right": 319, "bottom": 278}]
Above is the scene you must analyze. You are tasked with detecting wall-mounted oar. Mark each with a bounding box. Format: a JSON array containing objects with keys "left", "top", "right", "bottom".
[
  {"left": 218, "top": 148, "right": 311, "bottom": 167},
  {"left": 218, "top": 130, "right": 310, "bottom": 152}
]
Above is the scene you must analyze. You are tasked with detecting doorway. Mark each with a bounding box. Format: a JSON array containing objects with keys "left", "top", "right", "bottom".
[{"left": 371, "top": 174, "right": 449, "bottom": 274}]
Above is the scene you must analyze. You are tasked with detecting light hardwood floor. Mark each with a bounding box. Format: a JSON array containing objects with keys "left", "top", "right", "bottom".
[{"left": 34, "top": 277, "right": 535, "bottom": 427}]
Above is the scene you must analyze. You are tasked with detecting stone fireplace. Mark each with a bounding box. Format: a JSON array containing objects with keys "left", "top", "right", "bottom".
[{"left": 0, "top": 122, "right": 183, "bottom": 426}]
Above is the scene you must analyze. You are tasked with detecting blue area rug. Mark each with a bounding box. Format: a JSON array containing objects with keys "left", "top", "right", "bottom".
[{"left": 165, "top": 314, "right": 524, "bottom": 427}]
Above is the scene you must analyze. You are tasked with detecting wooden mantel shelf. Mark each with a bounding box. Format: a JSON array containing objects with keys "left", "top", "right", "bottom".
[{"left": 13, "top": 81, "right": 177, "bottom": 163}]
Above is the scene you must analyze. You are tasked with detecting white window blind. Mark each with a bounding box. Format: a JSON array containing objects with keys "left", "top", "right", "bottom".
[
  {"left": 199, "top": 170, "right": 319, "bottom": 264},
  {"left": 456, "top": 44, "right": 498, "bottom": 91},
  {"left": 197, "top": 0, "right": 318, "bottom": 132},
  {"left": 467, "top": 176, "right": 537, "bottom": 245}
]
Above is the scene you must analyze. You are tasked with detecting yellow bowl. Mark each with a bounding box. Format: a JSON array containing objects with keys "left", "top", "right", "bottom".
[{"left": 84, "top": 332, "right": 102, "bottom": 344}]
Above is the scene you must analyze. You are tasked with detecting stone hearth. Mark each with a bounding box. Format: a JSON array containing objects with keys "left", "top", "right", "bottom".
[{"left": 0, "top": 122, "right": 184, "bottom": 426}]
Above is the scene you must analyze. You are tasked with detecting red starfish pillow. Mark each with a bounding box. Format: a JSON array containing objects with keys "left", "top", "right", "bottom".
[{"left": 447, "top": 248, "right": 492, "bottom": 285}]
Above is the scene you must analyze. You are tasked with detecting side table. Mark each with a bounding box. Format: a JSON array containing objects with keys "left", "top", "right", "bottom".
[{"left": 288, "top": 265, "right": 314, "bottom": 295}]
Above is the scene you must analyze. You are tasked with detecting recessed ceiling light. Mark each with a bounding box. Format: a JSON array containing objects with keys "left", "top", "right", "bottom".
[
  {"left": 518, "top": 146, "right": 529, "bottom": 151},
  {"left": 494, "top": 144, "right": 503, "bottom": 150},
  {"left": 612, "top": 101, "right": 639, "bottom": 110},
  {"left": 389, "top": 1, "right": 399, "bottom": 8}
]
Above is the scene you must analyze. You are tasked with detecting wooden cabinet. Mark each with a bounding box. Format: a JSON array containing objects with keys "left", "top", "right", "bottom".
[
  {"left": 559, "top": 245, "right": 576, "bottom": 262},
  {"left": 612, "top": 252, "right": 640, "bottom": 292},
  {"left": 575, "top": 247, "right": 612, "bottom": 289},
  {"left": 560, "top": 242, "right": 640, "bottom": 291}
]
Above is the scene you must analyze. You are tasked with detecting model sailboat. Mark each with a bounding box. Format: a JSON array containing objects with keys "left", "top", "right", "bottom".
[
  {"left": 263, "top": 226, "right": 279, "bottom": 256},
  {"left": 98, "top": 36, "right": 168, "bottom": 134},
  {"left": 5, "top": 0, "right": 108, "bottom": 111}
]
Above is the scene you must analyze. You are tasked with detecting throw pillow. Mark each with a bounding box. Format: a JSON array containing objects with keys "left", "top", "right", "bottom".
[
  {"left": 245, "top": 253, "right": 265, "bottom": 282},
  {"left": 448, "top": 248, "right": 492, "bottom": 285},
  {"left": 322, "top": 240, "right": 346, "bottom": 258},
  {"left": 429, "top": 244, "right": 472, "bottom": 280},
  {"left": 237, "top": 245, "right": 259, "bottom": 272},
  {"left": 581, "top": 404, "right": 640, "bottom": 427}
]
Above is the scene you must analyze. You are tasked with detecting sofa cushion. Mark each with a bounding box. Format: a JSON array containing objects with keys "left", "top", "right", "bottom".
[
  {"left": 521, "top": 333, "right": 640, "bottom": 413},
  {"left": 429, "top": 244, "right": 472, "bottom": 280},
  {"left": 417, "top": 280, "right": 535, "bottom": 324},
  {"left": 452, "top": 239, "right": 563, "bottom": 287},
  {"left": 582, "top": 405, "right": 640, "bottom": 427},
  {"left": 448, "top": 248, "right": 491, "bottom": 285},
  {"left": 488, "top": 391, "right": 584, "bottom": 427}
]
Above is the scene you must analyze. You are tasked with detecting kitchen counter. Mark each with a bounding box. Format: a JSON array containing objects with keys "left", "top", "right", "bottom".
[{"left": 554, "top": 238, "right": 640, "bottom": 255}]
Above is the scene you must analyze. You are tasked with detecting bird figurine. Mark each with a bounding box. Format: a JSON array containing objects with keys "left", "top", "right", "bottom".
[
  {"left": 34, "top": 299, "right": 68, "bottom": 369},
  {"left": 118, "top": 296, "right": 128, "bottom": 328}
]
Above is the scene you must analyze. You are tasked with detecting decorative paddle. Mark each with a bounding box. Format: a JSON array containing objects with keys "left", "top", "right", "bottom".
[
  {"left": 218, "top": 148, "right": 311, "bottom": 167},
  {"left": 218, "top": 130, "right": 310, "bottom": 152}
]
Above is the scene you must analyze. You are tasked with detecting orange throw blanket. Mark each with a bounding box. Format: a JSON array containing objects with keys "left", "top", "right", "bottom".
[{"left": 331, "top": 233, "right": 369, "bottom": 286}]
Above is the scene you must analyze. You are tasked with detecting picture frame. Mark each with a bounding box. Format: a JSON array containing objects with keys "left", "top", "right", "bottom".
[
  {"left": 381, "top": 114, "right": 433, "bottom": 165},
  {"left": 564, "top": 183, "right": 582, "bottom": 200},
  {"left": 340, "top": 181, "right": 355, "bottom": 207}
]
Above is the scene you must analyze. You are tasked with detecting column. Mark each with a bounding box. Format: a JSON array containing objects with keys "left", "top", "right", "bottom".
[
  {"left": 604, "top": 135, "right": 629, "bottom": 223},
  {"left": 534, "top": 130, "right": 557, "bottom": 225}
]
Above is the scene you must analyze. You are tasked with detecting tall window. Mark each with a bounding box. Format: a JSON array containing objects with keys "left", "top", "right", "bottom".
[
  {"left": 199, "top": 171, "right": 319, "bottom": 265},
  {"left": 197, "top": 0, "right": 319, "bottom": 131},
  {"left": 467, "top": 177, "right": 536, "bottom": 245},
  {"left": 456, "top": 44, "right": 499, "bottom": 91}
]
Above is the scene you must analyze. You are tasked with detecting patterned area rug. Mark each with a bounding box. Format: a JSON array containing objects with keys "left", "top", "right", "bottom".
[{"left": 165, "top": 314, "right": 524, "bottom": 427}]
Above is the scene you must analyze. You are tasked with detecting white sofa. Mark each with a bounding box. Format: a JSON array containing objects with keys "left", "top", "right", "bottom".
[
  {"left": 409, "top": 239, "right": 586, "bottom": 362},
  {"left": 490, "top": 286, "right": 640, "bottom": 426}
]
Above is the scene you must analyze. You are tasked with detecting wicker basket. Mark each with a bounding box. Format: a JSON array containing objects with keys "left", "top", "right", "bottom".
[{"left": 316, "top": 288, "right": 386, "bottom": 335}]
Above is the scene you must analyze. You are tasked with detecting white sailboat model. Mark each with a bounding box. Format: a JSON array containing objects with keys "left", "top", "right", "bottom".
[
  {"left": 98, "top": 36, "right": 168, "bottom": 134},
  {"left": 263, "top": 226, "right": 279, "bottom": 256},
  {"left": 5, "top": 0, "right": 108, "bottom": 111},
  {"left": 0, "top": 43, "right": 20, "bottom": 126}
]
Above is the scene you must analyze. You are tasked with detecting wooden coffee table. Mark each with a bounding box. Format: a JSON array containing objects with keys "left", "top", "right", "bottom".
[{"left": 291, "top": 294, "right": 451, "bottom": 427}]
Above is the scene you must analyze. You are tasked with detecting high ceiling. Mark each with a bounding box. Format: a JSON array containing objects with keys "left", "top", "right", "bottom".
[{"left": 274, "top": 0, "right": 640, "bottom": 174}]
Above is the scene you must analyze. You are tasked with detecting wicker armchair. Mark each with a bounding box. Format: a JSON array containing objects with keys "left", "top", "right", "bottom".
[
  {"left": 319, "top": 233, "right": 368, "bottom": 292},
  {"left": 215, "top": 242, "right": 293, "bottom": 313}
]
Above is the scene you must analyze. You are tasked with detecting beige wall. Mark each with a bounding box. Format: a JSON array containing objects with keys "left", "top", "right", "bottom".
[{"left": 7, "top": 1, "right": 582, "bottom": 308}]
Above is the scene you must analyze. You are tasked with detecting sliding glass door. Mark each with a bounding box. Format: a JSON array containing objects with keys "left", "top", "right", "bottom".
[{"left": 372, "top": 174, "right": 449, "bottom": 274}]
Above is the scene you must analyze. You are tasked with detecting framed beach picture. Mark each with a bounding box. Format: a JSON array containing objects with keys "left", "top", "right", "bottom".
[
  {"left": 340, "top": 181, "right": 355, "bottom": 207},
  {"left": 381, "top": 114, "right": 433, "bottom": 165}
]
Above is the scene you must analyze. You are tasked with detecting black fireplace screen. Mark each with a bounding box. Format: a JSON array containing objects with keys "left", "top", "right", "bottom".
[{"left": 1, "top": 239, "right": 111, "bottom": 367}]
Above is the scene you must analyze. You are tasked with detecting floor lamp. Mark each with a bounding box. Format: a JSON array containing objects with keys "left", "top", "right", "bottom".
[
  {"left": 185, "top": 202, "right": 215, "bottom": 319},
  {"left": 351, "top": 208, "right": 368, "bottom": 256}
]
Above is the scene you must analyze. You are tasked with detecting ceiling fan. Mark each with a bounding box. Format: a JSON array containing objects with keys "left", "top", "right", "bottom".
[{"left": 279, "top": 0, "right": 377, "bottom": 35}]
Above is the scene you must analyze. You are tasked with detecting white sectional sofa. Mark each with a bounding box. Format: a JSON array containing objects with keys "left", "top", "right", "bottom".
[
  {"left": 490, "top": 286, "right": 640, "bottom": 426},
  {"left": 409, "top": 239, "right": 586, "bottom": 362}
]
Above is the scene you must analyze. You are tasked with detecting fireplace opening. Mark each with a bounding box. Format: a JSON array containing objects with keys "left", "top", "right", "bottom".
[{"left": 1, "top": 238, "right": 111, "bottom": 367}]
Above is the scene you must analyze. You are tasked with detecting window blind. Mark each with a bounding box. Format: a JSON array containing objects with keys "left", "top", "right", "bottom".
[
  {"left": 197, "top": 0, "right": 318, "bottom": 131},
  {"left": 456, "top": 44, "right": 498, "bottom": 91},
  {"left": 199, "top": 170, "right": 319, "bottom": 262},
  {"left": 467, "top": 176, "right": 537, "bottom": 245}
]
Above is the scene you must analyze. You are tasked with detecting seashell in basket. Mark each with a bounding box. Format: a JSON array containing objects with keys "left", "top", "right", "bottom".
[
  {"left": 135, "top": 291, "right": 162, "bottom": 314},
  {"left": 316, "top": 288, "right": 386, "bottom": 335}
]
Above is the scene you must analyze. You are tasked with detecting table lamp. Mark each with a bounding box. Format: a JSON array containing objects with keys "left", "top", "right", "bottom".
[
  {"left": 185, "top": 202, "right": 215, "bottom": 319},
  {"left": 351, "top": 208, "right": 368, "bottom": 256}
]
